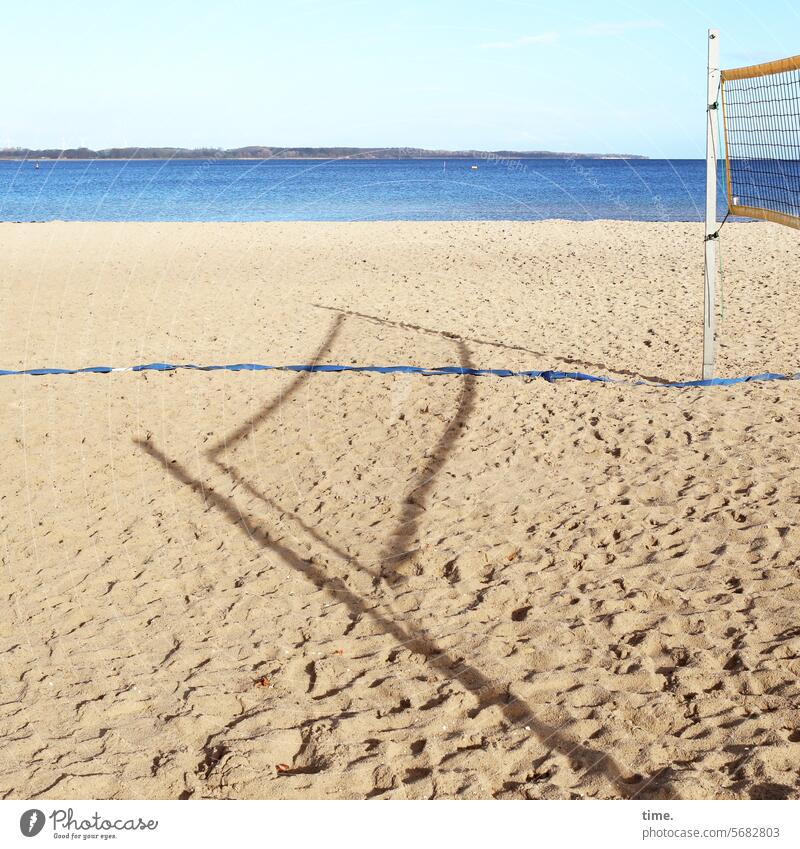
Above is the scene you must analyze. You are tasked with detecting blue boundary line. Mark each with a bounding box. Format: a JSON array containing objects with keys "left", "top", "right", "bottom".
[{"left": 0, "top": 361, "right": 796, "bottom": 387}]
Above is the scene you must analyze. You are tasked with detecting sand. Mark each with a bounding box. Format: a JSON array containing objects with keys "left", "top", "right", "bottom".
[{"left": 1, "top": 220, "right": 800, "bottom": 800}]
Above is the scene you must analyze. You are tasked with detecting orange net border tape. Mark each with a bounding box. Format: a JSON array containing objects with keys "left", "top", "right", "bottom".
[{"left": 722, "top": 54, "right": 800, "bottom": 81}]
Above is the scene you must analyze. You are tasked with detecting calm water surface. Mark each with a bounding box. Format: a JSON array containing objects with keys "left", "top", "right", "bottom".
[{"left": 0, "top": 158, "right": 728, "bottom": 222}]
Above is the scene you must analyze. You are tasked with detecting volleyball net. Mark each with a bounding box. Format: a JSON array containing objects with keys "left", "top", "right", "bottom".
[{"left": 721, "top": 54, "right": 800, "bottom": 228}]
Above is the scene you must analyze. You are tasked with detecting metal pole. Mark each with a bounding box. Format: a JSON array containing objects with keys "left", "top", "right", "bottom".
[{"left": 703, "top": 28, "right": 720, "bottom": 380}]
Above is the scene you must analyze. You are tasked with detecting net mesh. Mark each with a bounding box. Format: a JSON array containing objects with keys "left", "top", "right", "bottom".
[{"left": 721, "top": 58, "right": 800, "bottom": 227}]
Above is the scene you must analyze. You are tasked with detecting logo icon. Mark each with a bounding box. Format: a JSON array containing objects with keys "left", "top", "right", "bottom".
[{"left": 19, "top": 809, "right": 45, "bottom": 837}]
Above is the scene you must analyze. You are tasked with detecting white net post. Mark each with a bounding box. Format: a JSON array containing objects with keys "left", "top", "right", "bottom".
[{"left": 703, "top": 28, "right": 720, "bottom": 380}]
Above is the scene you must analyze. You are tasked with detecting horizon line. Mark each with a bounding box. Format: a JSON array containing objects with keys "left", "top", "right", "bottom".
[{"left": 0, "top": 144, "right": 650, "bottom": 161}]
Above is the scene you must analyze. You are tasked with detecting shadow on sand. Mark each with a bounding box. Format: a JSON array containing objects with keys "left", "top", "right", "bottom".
[
  {"left": 312, "top": 302, "right": 672, "bottom": 384},
  {"left": 134, "top": 315, "right": 674, "bottom": 799}
]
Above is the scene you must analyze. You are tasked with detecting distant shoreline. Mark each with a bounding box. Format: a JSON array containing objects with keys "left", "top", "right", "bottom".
[
  {"left": 0, "top": 157, "right": 646, "bottom": 162},
  {"left": 0, "top": 145, "right": 648, "bottom": 161}
]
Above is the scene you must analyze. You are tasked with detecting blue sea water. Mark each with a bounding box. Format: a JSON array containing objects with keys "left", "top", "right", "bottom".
[{"left": 0, "top": 158, "right": 725, "bottom": 222}]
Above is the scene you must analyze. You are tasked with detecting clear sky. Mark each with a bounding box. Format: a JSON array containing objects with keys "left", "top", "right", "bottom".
[{"left": 2, "top": 0, "right": 798, "bottom": 158}]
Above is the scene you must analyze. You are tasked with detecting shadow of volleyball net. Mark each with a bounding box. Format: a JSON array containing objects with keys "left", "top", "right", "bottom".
[{"left": 704, "top": 32, "right": 800, "bottom": 378}]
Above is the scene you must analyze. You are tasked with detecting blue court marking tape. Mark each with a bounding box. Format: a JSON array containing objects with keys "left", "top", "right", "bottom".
[{"left": 0, "top": 362, "right": 796, "bottom": 387}]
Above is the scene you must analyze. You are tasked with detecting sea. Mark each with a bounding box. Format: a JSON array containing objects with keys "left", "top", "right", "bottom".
[{"left": 0, "top": 158, "right": 727, "bottom": 222}]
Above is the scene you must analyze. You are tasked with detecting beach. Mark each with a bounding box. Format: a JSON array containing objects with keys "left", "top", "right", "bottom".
[{"left": 2, "top": 220, "right": 800, "bottom": 800}]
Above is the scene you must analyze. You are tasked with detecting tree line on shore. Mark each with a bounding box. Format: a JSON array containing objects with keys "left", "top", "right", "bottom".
[{"left": 0, "top": 145, "right": 646, "bottom": 160}]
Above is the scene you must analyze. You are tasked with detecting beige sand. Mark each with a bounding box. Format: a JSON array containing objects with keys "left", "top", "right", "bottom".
[{"left": 1, "top": 221, "right": 799, "bottom": 800}]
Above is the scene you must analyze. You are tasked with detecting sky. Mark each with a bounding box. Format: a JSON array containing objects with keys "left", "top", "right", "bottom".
[{"left": 2, "top": 0, "right": 799, "bottom": 158}]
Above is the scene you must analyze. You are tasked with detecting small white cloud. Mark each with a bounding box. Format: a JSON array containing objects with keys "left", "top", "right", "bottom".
[
  {"left": 579, "top": 20, "right": 664, "bottom": 38},
  {"left": 479, "top": 32, "right": 559, "bottom": 50}
]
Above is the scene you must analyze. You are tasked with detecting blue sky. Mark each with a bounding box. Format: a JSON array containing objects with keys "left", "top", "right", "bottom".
[{"left": 1, "top": 0, "right": 798, "bottom": 157}]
